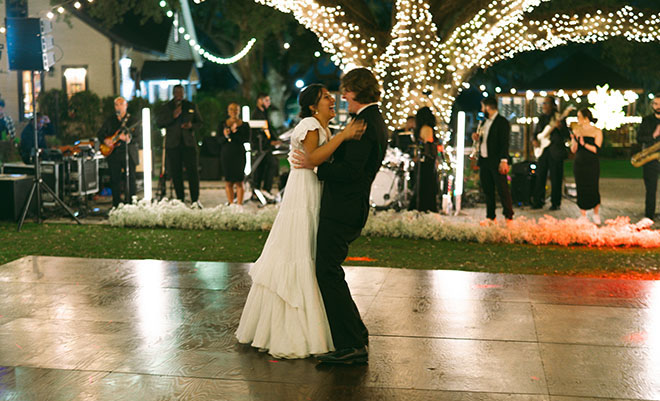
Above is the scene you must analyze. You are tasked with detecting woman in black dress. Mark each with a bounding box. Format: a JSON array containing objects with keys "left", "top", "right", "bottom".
[
  {"left": 570, "top": 108, "right": 603, "bottom": 224},
  {"left": 219, "top": 102, "right": 249, "bottom": 205},
  {"left": 408, "top": 106, "right": 439, "bottom": 212}
]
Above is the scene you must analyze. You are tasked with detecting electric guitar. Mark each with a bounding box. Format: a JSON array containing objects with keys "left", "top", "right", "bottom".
[
  {"left": 533, "top": 105, "right": 575, "bottom": 159},
  {"left": 99, "top": 116, "right": 140, "bottom": 157}
]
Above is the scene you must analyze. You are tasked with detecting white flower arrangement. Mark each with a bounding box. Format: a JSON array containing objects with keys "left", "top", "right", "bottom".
[
  {"left": 109, "top": 200, "right": 660, "bottom": 248},
  {"left": 108, "top": 198, "right": 278, "bottom": 231}
]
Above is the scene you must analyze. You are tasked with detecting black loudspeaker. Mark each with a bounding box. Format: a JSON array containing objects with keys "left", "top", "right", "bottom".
[
  {"left": 511, "top": 161, "right": 536, "bottom": 206},
  {"left": 199, "top": 156, "right": 222, "bottom": 180},
  {"left": 2, "top": 162, "right": 63, "bottom": 205},
  {"left": 0, "top": 174, "right": 37, "bottom": 221},
  {"left": 5, "top": 17, "right": 54, "bottom": 71}
]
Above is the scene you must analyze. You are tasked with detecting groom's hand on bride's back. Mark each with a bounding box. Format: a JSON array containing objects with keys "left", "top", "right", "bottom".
[{"left": 290, "top": 150, "right": 314, "bottom": 170}]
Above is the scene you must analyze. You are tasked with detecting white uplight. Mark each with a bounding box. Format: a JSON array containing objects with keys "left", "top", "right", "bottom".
[
  {"left": 142, "top": 108, "right": 152, "bottom": 201},
  {"left": 454, "top": 111, "right": 466, "bottom": 215},
  {"left": 242, "top": 105, "right": 251, "bottom": 122}
]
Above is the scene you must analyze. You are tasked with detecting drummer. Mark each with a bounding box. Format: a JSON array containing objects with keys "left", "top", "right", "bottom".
[{"left": 391, "top": 116, "right": 416, "bottom": 156}]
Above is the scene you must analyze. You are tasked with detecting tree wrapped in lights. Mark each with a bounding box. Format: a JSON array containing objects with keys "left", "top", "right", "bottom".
[
  {"left": 587, "top": 84, "right": 639, "bottom": 131},
  {"left": 256, "top": 0, "right": 659, "bottom": 142}
]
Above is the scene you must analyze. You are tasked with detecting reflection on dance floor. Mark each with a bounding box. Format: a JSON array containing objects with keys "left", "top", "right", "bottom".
[{"left": 1, "top": 256, "right": 660, "bottom": 400}]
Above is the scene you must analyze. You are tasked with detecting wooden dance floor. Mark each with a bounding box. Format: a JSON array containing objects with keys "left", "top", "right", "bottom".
[{"left": 1, "top": 256, "right": 660, "bottom": 400}]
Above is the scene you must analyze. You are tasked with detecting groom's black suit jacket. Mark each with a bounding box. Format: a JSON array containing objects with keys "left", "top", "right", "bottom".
[{"left": 317, "top": 104, "right": 387, "bottom": 229}]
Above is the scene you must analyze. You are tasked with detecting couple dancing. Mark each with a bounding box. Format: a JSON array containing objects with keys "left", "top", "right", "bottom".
[{"left": 235, "top": 68, "right": 387, "bottom": 364}]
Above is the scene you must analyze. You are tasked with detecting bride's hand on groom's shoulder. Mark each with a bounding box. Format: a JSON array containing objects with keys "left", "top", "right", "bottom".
[
  {"left": 289, "top": 150, "right": 314, "bottom": 170},
  {"left": 343, "top": 120, "right": 366, "bottom": 141}
]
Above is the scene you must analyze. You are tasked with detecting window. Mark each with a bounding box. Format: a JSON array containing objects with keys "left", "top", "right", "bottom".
[
  {"left": 21, "top": 71, "right": 43, "bottom": 120},
  {"left": 63, "top": 67, "right": 88, "bottom": 97}
]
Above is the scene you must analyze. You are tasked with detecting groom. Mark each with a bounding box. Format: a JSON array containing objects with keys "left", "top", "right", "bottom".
[{"left": 296, "top": 68, "right": 387, "bottom": 364}]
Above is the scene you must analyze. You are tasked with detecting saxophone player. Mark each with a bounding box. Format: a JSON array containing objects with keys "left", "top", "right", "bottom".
[{"left": 637, "top": 94, "right": 660, "bottom": 220}]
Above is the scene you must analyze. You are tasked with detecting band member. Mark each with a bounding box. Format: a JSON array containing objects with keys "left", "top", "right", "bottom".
[
  {"left": 637, "top": 94, "right": 660, "bottom": 220},
  {"left": 408, "top": 107, "right": 438, "bottom": 212},
  {"left": 20, "top": 113, "right": 54, "bottom": 164},
  {"left": 250, "top": 93, "right": 281, "bottom": 199},
  {"left": 472, "top": 96, "right": 514, "bottom": 221},
  {"left": 219, "top": 102, "right": 249, "bottom": 205},
  {"left": 156, "top": 84, "right": 203, "bottom": 208},
  {"left": 532, "top": 96, "right": 570, "bottom": 210},
  {"left": 0, "top": 99, "right": 16, "bottom": 142},
  {"left": 570, "top": 108, "right": 602, "bottom": 224},
  {"left": 391, "top": 115, "right": 416, "bottom": 156},
  {"left": 97, "top": 97, "right": 139, "bottom": 208}
]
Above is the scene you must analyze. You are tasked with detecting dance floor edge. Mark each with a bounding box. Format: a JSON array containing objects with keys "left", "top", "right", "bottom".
[{"left": 1, "top": 256, "right": 659, "bottom": 401}]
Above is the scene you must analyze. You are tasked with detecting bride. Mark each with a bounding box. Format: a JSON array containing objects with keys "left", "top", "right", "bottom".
[{"left": 235, "top": 84, "right": 365, "bottom": 358}]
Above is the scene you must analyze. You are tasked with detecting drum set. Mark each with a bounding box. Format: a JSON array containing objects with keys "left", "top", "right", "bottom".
[{"left": 369, "top": 147, "right": 413, "bottom": 210}]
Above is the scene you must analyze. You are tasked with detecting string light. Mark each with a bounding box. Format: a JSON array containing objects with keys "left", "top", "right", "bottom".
[
  {"left": 0, "top": 0, "right": 256, "bottom": 67},
  {"left": 587, "top": 84, "right": 639, "bottom": 130},
  {"left": 158, "top": 1, "right": 257, "bottom": 65},
  {"left": 257, "top": 0, "right": 659, "bottom": 138}
]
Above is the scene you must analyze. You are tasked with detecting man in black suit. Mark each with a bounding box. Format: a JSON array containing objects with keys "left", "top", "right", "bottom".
[
  {"left": 531, "top": 96, "right": 570, "bottom": 210},
  {"left": 250, "top": 93, "right": 281, "bottom": 199},
  {"left": 473, "top": 96, "right": 514, "bottom": 221},
  {"left": 156, "top": 85, "right": 203, "bottom": 207},
  {"left": 293, "top": 68, "right": 387, "bottom": 364}
]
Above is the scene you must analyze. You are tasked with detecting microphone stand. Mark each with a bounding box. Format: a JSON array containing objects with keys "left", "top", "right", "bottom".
[{"left": 411, "top": 142, "right": 425, "bottom": 211}]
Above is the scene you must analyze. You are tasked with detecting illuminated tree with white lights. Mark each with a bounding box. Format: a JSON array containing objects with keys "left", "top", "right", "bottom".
[{"left": 255, "top": 0, "right": 660, "bottom": 138}]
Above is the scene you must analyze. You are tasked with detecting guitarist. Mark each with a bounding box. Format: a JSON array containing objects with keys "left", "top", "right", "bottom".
[
  {"left": 531, "top": 96, "right": 570, "bottom": 210},
  {"left": 97, "top": 97, "right": 140, "bottom": 208}
]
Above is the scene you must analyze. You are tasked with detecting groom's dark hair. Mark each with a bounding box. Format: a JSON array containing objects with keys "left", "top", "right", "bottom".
[{"left": 340, "top": 68, "right": 381, "bottom": 104}]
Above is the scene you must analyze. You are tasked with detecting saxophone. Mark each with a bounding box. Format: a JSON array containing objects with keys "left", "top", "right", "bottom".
[{"left": 631, "top": 141, "right": 660, "bottom": 167}]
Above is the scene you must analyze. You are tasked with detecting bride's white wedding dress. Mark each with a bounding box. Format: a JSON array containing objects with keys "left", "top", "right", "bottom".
[{"left": 235, "top": 117, "right": 334, "bottom": 358}]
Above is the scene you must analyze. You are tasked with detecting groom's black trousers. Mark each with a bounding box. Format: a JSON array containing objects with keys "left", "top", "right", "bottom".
[{"left": 316, "top": 217, "right": 369, "bottom": 350}]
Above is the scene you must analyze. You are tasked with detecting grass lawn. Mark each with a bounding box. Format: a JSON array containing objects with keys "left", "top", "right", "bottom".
[{"left": 2, "top": 222, "right": 659, "bottom": 279}]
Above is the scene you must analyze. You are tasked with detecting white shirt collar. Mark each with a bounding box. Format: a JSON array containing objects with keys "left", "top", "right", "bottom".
[{"left": 356, "top": 102, "right": 379, "bottom": 116}]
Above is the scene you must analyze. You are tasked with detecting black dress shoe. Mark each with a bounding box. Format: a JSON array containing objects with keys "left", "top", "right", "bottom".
[
  {"left": 549, "top": 205, "right": 560, "bottom": 211},
  {"left": 317, "top": 347, "right": 368, "bottom": 365}
]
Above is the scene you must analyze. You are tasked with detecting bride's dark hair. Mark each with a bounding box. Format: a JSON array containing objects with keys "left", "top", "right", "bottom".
[{"left": 298, "top": 84, "right": 326, "bottom": 118}]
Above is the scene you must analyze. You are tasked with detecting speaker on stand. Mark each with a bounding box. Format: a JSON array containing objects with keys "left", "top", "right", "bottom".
[{"left": 5, "top": 16, "right": 80, "bottom": 231}]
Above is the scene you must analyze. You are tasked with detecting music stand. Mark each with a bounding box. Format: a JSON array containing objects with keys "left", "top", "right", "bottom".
[
  {"left": 246, "top": 119, "right": 270, "bottom": 205},
  {"left": 17, "top": 71, "right": 80, "bottom": 231}
]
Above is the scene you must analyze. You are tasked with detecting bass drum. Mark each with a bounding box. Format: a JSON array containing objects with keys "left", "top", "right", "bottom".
[{"left": 370, "top": 167, "right": 403, "bottom": 210}]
